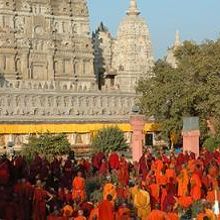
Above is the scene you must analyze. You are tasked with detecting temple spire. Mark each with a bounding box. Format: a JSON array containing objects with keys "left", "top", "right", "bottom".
[
  {"left": 127, "top": 0, "right": 140, "bottom": 16},
  {"left": 174, "top": 30, "right": 181, "bottom": 47}
]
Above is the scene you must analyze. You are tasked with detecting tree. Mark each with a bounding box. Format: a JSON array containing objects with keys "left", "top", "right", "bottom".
[
  {"left": 137, "top": 40, "right": 220, "bottom": 142},
  {"left": 22, "top": 133, "right": 71, "bottom": 162},
  {"left": 91, "top": 126, "right": 128, "bottom": 153}
]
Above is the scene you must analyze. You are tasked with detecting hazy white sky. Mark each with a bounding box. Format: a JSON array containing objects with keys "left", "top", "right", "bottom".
[{"left": 88, "top": 0, "right": 220, "bottom": 59}]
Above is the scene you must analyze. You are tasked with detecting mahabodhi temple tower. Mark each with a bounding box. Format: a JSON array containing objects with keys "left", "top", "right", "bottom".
[{"left": 0, "top": 0, "right": 158, "bottom": 153}]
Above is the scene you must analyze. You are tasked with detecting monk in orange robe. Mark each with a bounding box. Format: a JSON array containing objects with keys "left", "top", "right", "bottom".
[
  {"left": 88, "top": 205, "right": 99, "bottom": 220},
  {"left": 167, "top": 212, "right": 179, "bottom": 220},
  {"left": 63, "top": 203, "right": 74, "bottom": 217},
  {"left": 146, "top": 209, "right": 169, "bottom": 220},
  {"left": 74, "top": 210, "right": 86, "bottom": 220},
  {"left": 148, "top": 177, "right": 160, "bottom": 208},
  {"left": 206, "top": 189, "right": 220, "bottom": 203},
  {"left": 72, "top": 171, "right": 86, "bottom": 202},
  {"left": 99, "top": 194, "right": 115, "bottom": 220},
  {"left": 190, "top": 172, "right": 202, "bottom": 201},
  {"left": 165, "top": 165, "right": 176, "bottom": 183},
  {"left": 116, "top": 203, "right": 131, "bottom": 220},
  {"left": 178, "top": 196, "right": 193, "bottom": 208},
  {"left": 177, "top": 167, "right": 189, "bottom": 197},
  {"left": 103, "top": 177, "right": 117, "bottom": 201}
]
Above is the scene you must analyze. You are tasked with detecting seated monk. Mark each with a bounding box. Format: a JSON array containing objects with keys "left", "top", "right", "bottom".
[
  {"left": 99, "top": 194, "right": 115, "bottom": 220},
  {"left": 72, "top": 171, "right": 86, "bottom": 202},
  {"left": 103, "top": 176, "right": 117, "bottom": 201},
  {"left": 146, "top": 209, "right": 169, "bottom": 220}
]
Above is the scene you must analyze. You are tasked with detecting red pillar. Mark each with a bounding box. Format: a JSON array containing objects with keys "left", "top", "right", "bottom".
[
  {"left": 182, "top": 130, "right": 200, "bottom": 158},
  {"left": 130, "top": 115, "right": 145, "bottom": 162}
]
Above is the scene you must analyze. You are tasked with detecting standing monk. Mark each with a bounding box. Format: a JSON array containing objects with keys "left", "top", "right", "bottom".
[
  {"left": 109, "top": 152, "right": 120, "bottom": 170},
  {"left": 118, "top": 155, "right": 129, "bottom": 186},
  {"left": 33, "top": 180, "right": 52, "bottom": 220},
  {"left": 190, "top": 171, "right": 202, "bottom": 201},
  {"left": 177, "top": 167, "right": 189, "bottom": 197},
  {"left": 103, "top": 176, "right": 117, "bottom": 201},
  {"left": 72, "top": 171, "right": 86, "bottom": 202},
  {"left": 99, "top": 194, "right": 115, "bottom": 220}
]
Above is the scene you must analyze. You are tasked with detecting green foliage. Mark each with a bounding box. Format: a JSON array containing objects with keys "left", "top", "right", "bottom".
[
  {"left": 203, "top": 135, "right": 220, "bottom": 152},
  {"left": 137, "top": 39, "right": 220, "bottom": 142},
  {"left": 86, "top": 176, "right": 104, "bottom": 202},
  {"left": 91, "top": 126, "right": 128, "bottom": 153},
  {"left": 22, "top": 133, "right": 71, "bottom": 162}
]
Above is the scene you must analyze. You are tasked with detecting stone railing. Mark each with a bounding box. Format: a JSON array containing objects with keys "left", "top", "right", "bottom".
[
  {"left": 0, "top": 79, "right": 98, "bottom": 93},
  {"left": 0, "top": 80, "right": 138, "bottom": 122}
]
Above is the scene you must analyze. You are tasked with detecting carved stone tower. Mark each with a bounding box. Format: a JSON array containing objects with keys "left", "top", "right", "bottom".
[
  {"left": 166, "top": 31, "right": 182, "bottom": 68},
  {"left": 92, "top": 22, "right": 114, "bottom": 89},
  {"left": 112, "top": 0, "right": 154, "bottom": 93},
  {"left": 0, "top": 0, "right": 95, "bottom": 88}
]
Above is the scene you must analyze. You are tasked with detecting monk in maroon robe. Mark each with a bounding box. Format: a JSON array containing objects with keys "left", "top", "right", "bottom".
[
  {"left": 118, "top": 156, "right": 129, "bottom": 186},
  {"left": 33, "top": 180, "right": 52, "bottom": 220},
  {"left": 109, "top": 152, "right": 120, "bottom": 170}
]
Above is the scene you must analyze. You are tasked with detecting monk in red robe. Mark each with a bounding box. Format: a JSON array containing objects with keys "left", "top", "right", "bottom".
[
  {"left": 99, "top": 158, "right": 109, "bottom": 176},
  {"left": 118, "top": 155, "right": 129, "bottom": 186},
  {"left": 33, "top": 180, "right": 52, "bottom": 220},
  {"left": 109, "top": 152, "right": 120, "bottom": 170},
  {"left": 99, "top": 194, "right": 115, "bottom": 220}
]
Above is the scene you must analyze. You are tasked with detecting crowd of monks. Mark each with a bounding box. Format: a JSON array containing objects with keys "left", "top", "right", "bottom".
[{"left": 0, "top": 147, "right": 220, "bottom": 220}]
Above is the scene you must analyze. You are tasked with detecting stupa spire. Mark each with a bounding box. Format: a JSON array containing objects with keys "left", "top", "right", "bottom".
[
  {"left": 127, "top": 0, "right": 140, "bottom": 16},
  {"left": 174, "top": 30, "right": 181, "bottom": 47}
]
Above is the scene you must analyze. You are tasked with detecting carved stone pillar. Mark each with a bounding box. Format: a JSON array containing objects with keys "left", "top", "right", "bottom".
[
  {"left": 130, "top": 114, "right": 145, "bottom": 162},
  {"left": 47, "top": 54, "right": 54, "bottom": 80},
  {"left": 21, "top": 51, "right": 29, "bottom": 80}
]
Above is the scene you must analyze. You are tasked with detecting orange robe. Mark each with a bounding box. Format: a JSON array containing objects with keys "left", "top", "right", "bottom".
[
  {"left": 99, "top": 200, "right": 115, "bottom": 220},
  {"left": 146, "top": 210, "right": 169, "bottom": 220},
  {"left": 177, "top": 168, "right": 189, "bottom": 197},
  {"left": 196, "top": 213, "right": 208, "bottom": 220},
  {"left": 72, "top": 176, "right": 86, "bottom": 201},
  {"left": 103, "top": 183, "right": 117, "bottom": 201},
  {"left": 88, "top": 207, "right": 99, "bottom": 220},
  {"left": 167, "top": 212, "right": 179, "bottom": 220},
  {"left": 165, "top": 168, "right": 176, "bottom": 182},
  {"left": 116, "top": 207, "right": 131, "bottom": 220},
  {"left": 63, "top": 205, "right": 74, "bottom": 217},
  {"left": 149, "top": 183, "right": 160, "bottom": 203},
  {"left": 74, "top": 217, "right": 86, "bottom": 220},
  {"left": 206, "top": 190, "right": 220, "bottom": 203},
  {"left": 190, "top": 173, "right": 201, "bottom": 201},
  {"left": 160, "top": 188, "right": 167, "bottom": 211},
  {"left": 178, "top": 196, "right": 193, "bottom": 208}
]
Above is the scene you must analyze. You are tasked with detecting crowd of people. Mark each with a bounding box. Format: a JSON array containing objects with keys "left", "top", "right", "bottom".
[{"left": 0, "top": 147, "right": 220, "bottom": 220}]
